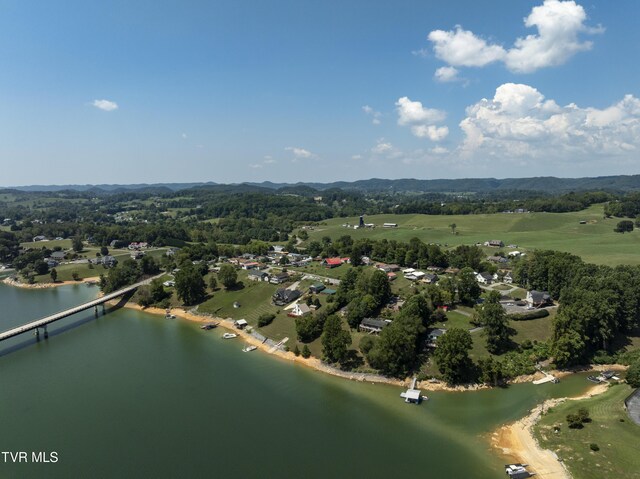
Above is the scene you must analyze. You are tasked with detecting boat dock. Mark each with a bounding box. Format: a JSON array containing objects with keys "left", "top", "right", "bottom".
[
  {"left": 400, "top": 377, "right": 424, "bottom": 404},
  {"left": 533, "top": 367, "right": 558, "bottom": 385}
]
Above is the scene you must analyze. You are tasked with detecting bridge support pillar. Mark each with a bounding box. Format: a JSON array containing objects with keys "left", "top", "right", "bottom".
[
  {"left": 34, "top": 328, "right": 40, "bottom": 341},
  {"left": 102, "top": 304, "right": 106, "bottom": 315},
  {"left": 94, "top": 305, "right": 98, "bottom": 317},
  {"left": 43, "top": 325, "right": 48, "bottom": 339}
]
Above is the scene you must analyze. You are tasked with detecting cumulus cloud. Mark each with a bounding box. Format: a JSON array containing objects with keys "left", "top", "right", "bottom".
[
  {"left": 459, "top": 83, "right": 640, "bottom": 161},
  {"left": 426, "top": 0, "right": 602, "bottom": 74},
  {"left": 434, "top": 66, "right": 461, "bottom": 83},
  {"left": 396, "top": 97, "right": 448, "bottom": 141},
  {"left": 362, "top": 105, "right": 382, "bottom": 125},
  {"left": 285, "top": 146, "right": 314, "bottom": 161},
  {"left": 428, "top": 26, "right": 506, "bottom": 67},
  {"left": 92, "top": 99, "right": 118, "bottom": 111},
  {"left": 505, "top": 0, "right": 602, "bottom": 73}
]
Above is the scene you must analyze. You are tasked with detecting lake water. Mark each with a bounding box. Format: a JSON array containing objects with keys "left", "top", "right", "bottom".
[{"left": 0, "top": 283, "right": 591, "bottom": 478}]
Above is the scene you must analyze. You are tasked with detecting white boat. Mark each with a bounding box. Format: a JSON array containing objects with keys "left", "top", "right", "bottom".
[
  {"left": 242, "top": 345, "right": 257, "bottom": 352},
  {"left": 222, "top": 333, "right": 238, "bottom": 339}
]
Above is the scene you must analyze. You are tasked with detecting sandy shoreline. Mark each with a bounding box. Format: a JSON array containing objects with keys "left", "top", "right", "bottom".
[
  {"left": 491, "top": 381, "right": 615, "bottom": 478},
  {"left": 2, "top": 276, "right": 101, "bottom": 289}
]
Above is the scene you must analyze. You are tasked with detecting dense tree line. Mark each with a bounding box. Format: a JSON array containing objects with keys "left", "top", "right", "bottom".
[{"left": 514, "top": 250, "right": 640, "bottom": 367}]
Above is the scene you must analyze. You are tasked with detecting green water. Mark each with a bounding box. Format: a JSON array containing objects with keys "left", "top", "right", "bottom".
[{"left": 0, "top": 284, "right": 591, "bottom": 478}]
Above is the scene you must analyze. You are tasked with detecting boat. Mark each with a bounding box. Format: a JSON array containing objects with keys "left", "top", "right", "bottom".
[
  {"left": 587, "top": 375, "right": 602, "bottom": 383},
  {"left": 165, "top": 314, "right": 176, "bottom": 319},
  {"left": 505, "top": 463, "right": 533, "bottom": 478},
  {"left": 201, "top": 323, "right": 217, "bottom": 330},
  {"left": 222, "top": 333, "right": 238, "bottom": 339},
  {"left": 242, "top": 345, "right": 257, "bottom": 352}
]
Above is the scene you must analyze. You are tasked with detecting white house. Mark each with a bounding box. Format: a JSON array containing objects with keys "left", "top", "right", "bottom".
[
  {"left": 476, "top": 272, "right": 493, "bottom": 285},
  {"left": 291, "top": 303, "right": 311, "bottom": 317}
]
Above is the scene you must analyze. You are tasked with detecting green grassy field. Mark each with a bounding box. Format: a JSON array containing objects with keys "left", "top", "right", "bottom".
[
  {"left": 534, "top": 384, "right": 640, "bottom": 479},
  {"left": 306, "top": 204, "right": 640, "bottom": 265}
]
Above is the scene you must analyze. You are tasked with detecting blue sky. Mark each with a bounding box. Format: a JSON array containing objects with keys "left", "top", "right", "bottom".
[{"left": 0, "top": 0, "right": 639, "bottom": 186}]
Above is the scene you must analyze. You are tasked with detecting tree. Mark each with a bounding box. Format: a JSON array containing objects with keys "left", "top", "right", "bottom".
[
  {"left": 208, "top": 276, "right": 217, "bottom": 291},
  {"left": 140, "top": 255, "right": 160, "bottom": 275},
  {"left": 100, "top": 246, "right": 109, "bottom": 256},
  {"left": 301, "top": 345, "right": 311, "bottom": 358},
  {"left": 293, "top": 345, "right": 301, "bottom": 356},
  {"left": 449, "top": 223, "right": 457, "bottom": 234},
  {"left": 71, "top": 271, "right": 80, "bottom": 281},
  {"left": 321, "top": 315, "right": 351, "bottom": 364},
  {"left": 477, "top": 291, "right": 513, "bottom": 353},
  {"left": 72, "top": 236, "right": 83, "bottom": 253},
  {"left": 477, "top": 356, "right": 505, "bottom": 386},
  {"left": 433, "top": 328, "right": 473, "bottom": 384},
  {"left": 295, "top": 313, "right": 325, "bottom": 342},
  {"left": 50, "top": 268, "right": 58, "bottom": 283},
  {"left": 457, "top": 267, "right": 481, "bottom": 305},
  {"left": 149, "top": 278, "right": 171, "bottom": 304},
  {"left": 218, "top": 264, "right": 238, "bottom": 289},
  {"left": 258, "top": 313, "right": 275, "bottom": 327},
  {"left": 614, "top": 220, "right": 634, "bottom": 233},
  {"left": 627, "top": 360, "right": 640, "bottom": 388},
  {"left": 175, "top": 265, "right": 206, "bottom": 305}
]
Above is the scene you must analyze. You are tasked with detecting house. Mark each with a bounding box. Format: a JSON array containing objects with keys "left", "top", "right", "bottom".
[
  {"left": 290, "top": 303, "right": 312, "bottom": 317},
  {"left": 163, "top": 280, "right": 175, "bottom": 287},
  {"left": 358, "top": 318, "right": 390, "bottom": 334},
  {"left": 322, "top": 258, "right": 343, "bottom": 268},
  {"left": 485, "top": 240, "right": 504, "bottom": 247},
  {"left": 427, "top": 328, "right": 447, "bottom": 345},
  {"left": 248, "top": 270, "right": 270, "bottom": 282},
  {"left": 422, "top": 273, "right": 438, "bottom": 284},
  {"left": 241, "top": 262, "right": 260, "bottom": 270},
  {"left": 507, "top": 251, "right": 521, "bottom": 258},
  {"left": 131, "top": 251, "right": 145, "bottom": 260},
  {"left": 101, "top": 256, "right": 118, "bottom": 268},
  {"left": 46, "top": 260, "right": 58, "bottom": 268},
  {"left": 109, "top": 240, "right": 120, "bottom": 248},
  {"left": 406, "top": 271, "right": 425, "bottom": 281},
  {"left": 50, "top": 251, "right": 66, "bottom": 261},
  {"left": 476, "top": 272, "right": 494, "bottom": 285},
  {"left": 309, "top": 283, "right": 326, "bottom": 294},
  {"left": 272, "top": 245, "right": 286, "bottom": 253},
  {"left": 487, "top": 255, "right": 508, "bottom": 264},
  {"left": 526, "top": 290, "right": 552, "bottom": 308},
  {"left": 270, "top": 272, "right": 289, "bottom": 284},
  {"left": 273, "top": 288, "right": 301, "bottom": 306},
  {"left": 234, "top": 319, "right": 248, "bottom": 329},
  {"left": 444, "top": 267, "right": 460, "bottom": 275},
  {"left": 503, "top": 272, "right": 514, "bottom": 284},
  {"left": 32, "top": 235, "right": 47, "bottom": 242},
  {"left": 387, "top": 272, "right": 397, "bottom": 281}
]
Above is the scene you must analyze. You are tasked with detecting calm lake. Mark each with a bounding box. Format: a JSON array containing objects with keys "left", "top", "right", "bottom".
[{"left": 0, "top": 283, "right": 590, "bottom": 478}]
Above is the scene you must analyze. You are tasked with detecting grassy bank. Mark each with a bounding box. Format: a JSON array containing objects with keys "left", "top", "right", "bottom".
[{"left": 533, "top": 383, "right": 640, "bottom": 479}]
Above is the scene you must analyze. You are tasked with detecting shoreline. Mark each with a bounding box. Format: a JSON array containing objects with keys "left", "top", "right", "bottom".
[
  {"left": 491, "top": 382, "right": 614, "bottom": 479},
  {"left": 2, "top": 278, "right": 628, "bottom": 393},
  {"left": 2, "top": 276, "right": 101, "bottom": 289}
]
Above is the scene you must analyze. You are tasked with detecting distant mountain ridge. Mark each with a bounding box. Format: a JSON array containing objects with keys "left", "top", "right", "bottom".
[{"left": 5, "top": 175, "right": 640, "bottom": 194}]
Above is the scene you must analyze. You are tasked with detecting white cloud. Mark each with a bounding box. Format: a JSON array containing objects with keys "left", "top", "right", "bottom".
[
  {"left": 426, "top": 0, "right": 602, "bottom": 74},
  {"left": 411, "top": 125, "right": 450, "bottom": 141},
  {"left": 285, "top": 146, "right": 314, "bottom": 161},
  {"left": 181, "top": 133, "right": 187, "bottom": 139},
  {"left": 459, "top": 83, "right": 640, "bottom": 162},
  {"left": 362, "top": 105, "right": 382, "bottom": 125},
  {"left": 411, "top": 48, "right": 430, "bottom": 58},
  {"left": 395, "top": 97, "right": 448, "bottom": 141},
  {"left": 505, "top": 0, "right": 602, "bottom": 73},
  {"left": 434, "top": 66, "right": 460, "bottom": 83},
  {"left": 371, "top": 140, "right": 394, "bottom": 155},
  {"left": 249, "top": 163, "right": 263, "bottom": 169},
  {"left": 263, "top": 155, "right": 276, "bottom": 164},
  {"left": 92, "top": 99, "right": 118, "bottom": 112},
  {"left": 428, "top": 26, "right": 506, "bottom": 67}
]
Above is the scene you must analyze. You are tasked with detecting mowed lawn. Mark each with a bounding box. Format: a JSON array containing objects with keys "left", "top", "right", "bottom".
[
  {"left": 305, "top": 204, "right": 640, "bottom": 265},
  {"left": 534, "top": 384, "right": 640, "bottom": 479}
]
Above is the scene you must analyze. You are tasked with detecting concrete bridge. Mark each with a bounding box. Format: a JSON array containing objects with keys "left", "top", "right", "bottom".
[{"left": 0, "top": 275, "right": 162, "bottom": 342}]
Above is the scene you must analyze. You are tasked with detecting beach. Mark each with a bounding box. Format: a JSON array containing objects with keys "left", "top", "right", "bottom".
[{"left": 491, "top": 382, "right": 613, "bottom": 478}]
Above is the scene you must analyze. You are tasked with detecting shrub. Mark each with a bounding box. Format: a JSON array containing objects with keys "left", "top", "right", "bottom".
[
  {"left": 627, "top": 360, "right": 640, "bottom": 388},
  {"left": 257, "top": 313, "right": 276, "bottom": 327},
  {"left": 301, "top": 345, "right": 311, "bottom": 358},
  {"left": 293, "top": 345, "right": 301, "bottom": 356},
  {"left": 590, "top": 443, "right": 600, "bottom": 452},
  {"left": 566, "top": 413, "right": 583, "bottom": 429},
  {"left": 508, "top": 309, "right": 550, "bottom": 321}
]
